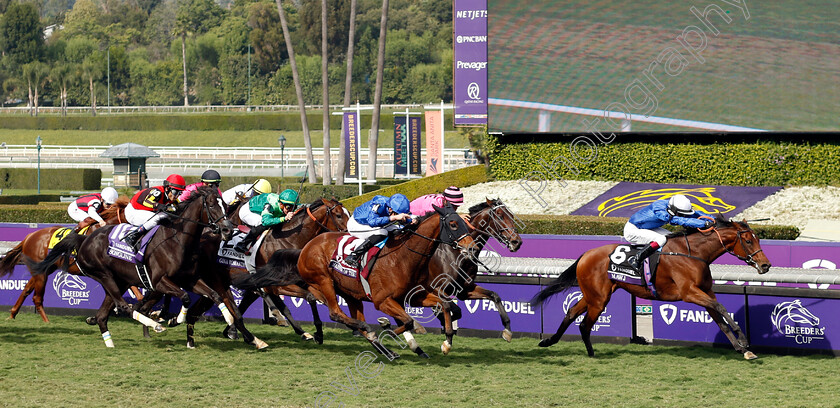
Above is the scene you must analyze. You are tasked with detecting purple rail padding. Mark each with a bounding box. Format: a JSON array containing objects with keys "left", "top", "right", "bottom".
[
  {"left": 541, "top": 287, "right": 633, "bottom": 339},
  {"left": 748, "top": 295, "right": 840, "bottom": 351},
  {"left": 652, "top": 293, "right": 746, "bottom": 344}
]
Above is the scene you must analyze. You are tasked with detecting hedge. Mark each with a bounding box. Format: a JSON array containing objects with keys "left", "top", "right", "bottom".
[
  {"left": 0, "top": 168, "right": 101, "bottom": 190},
  {"left": 341, "top": 165, "right": 490, "bottom": 210},
  {"left": 490, "top": 140, "right": 840, "bottom": 186},
  {"left": 0, "top": 111, "right": 456, "bottom": 132},
  {"left": 517, "top": 215, "right": 800, "bottom": 240}
]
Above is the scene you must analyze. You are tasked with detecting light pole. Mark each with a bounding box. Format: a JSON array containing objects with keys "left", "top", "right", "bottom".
[
  {"left": 36, "top": 135, "right": 42, "bottom": 194},
  {"left": 247, "top": 44, "right": 251, "bottom": 106},
  {"left": 278, "top": 135, "right": 286, "bottom": 180}
]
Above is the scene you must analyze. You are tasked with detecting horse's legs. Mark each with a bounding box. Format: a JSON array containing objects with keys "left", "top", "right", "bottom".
[
  {"left": 263, "top": 291, "right": 290, "bottom": 327},
  {"left": 93, "top": 296, "right": 116, "bottom": 347},
  {"left": 153, "top": 276, "right": 193, "bottom": 327},
  {"left": 185, "top": 297, "right": 214, "bottom": 349},
  {"left": 577, "top": 290, "right": 614, "bottom": 358},
  {"left": 134, "top": 291, "right": 164, "bottom": 338},
  {"left": 463, "top": 286, "right": 512, "bottom": 342},
  {"left": 99, "top": 277, "right": 164, "bottom": 333},
  {"left": 220, "top": 287, "right": 266, "bottom": 349},
  {"left": 539, "top": 297, "right": 588, "bottom": 348},
  {"left": 9, "top": 276, "right": 43, "bottom": 321},
  {"left": 683, "top": 288, "right": 754, "bottom": 359},
  {"left": 267, "top": 292, "right": 306, "bottom": 335}
]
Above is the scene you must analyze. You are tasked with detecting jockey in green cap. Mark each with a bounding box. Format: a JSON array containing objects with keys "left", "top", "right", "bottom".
[{"left": 234, "top": 188, "right": 298, "bottom": 254}]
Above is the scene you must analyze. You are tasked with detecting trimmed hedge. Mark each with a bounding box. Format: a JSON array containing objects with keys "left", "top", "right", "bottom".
[
  {"left": 518, "top": 215, "right": 800, "bottom": 240},
  {"left": 342, "top": 165, "right": 490, "bottom": 210},
  {"left": 0, "top": 168, "right": 101, "bottom": 190},
  {"left": 0, "top": 205, "right": 72, "bottom": 223},
  {"left": 0, "top": 195, "right": 63, "bottom": 204},
  {"left": 491, "top": 140, "right": 840, "bottom": 186},
  {"left": 0, "top": 111, "right": 456, "bottom": 132}
]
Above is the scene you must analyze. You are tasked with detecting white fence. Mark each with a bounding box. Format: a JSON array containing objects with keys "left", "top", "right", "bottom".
[{"left": 0, "top": 104, "right": 426, "bottom": 115}]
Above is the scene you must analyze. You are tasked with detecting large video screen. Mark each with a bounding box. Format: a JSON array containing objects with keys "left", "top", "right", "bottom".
[{"left": 488, "top": 0, "right": 840, "bottom": 133}]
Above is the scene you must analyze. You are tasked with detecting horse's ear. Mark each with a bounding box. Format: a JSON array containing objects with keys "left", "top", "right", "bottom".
[
  {"left": 486, "top": 197, "right": 493, "bottom": 206},
  {"left": 432, "top": 204, "right": 443, "bottom": 214}
]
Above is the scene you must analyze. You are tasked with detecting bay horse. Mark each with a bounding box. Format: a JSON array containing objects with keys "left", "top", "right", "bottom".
[
  {"left": 27, "top": 187, "right": 249, "bottom": 348},
  {"left": 531, "top": 215, "right": 772, "bottom": 360},
  {"left": 182, "top": 197, "right": 348, "bottom": 344},
  {"left": 296, "top": 203, "right": 476, "bottom": 359},
  {"left": 0, "top": 197, "right": 135, "bottom": 322}
]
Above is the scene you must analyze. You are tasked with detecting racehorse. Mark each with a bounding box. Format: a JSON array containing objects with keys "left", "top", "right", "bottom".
[
  {"left": 27, "top": 187, "right": 247, "bottom": 348},
  {"left": 0, "top": 197, "right": 133, "bottom": 322},
  {"left": 295, "top": 203, "right": 476, "bottom": 359},
  {"left": 187, "top": 197, "right": 348, "bottom": 344},
  {"left": 531, "top": 215, "right": 772, "bottom": 360}
]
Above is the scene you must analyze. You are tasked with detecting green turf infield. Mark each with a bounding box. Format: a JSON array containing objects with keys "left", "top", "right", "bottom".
[{"left": 1, "top": 313, "right": 836, "bottom": 407}]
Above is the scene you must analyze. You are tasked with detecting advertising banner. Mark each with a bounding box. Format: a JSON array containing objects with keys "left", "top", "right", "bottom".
[
  {"left": 343, "top": 111, "right": 360, "bottom": 178},
  {"left": 425, "top": 111, "right": 443, "bottom": 175},
  {"left": 541, "top": 286, "right": 633, "bottom": 338},
  {"left": 571, "top": 182, "right": 782, "bottom": 218},
  {"left": 652, "top": 294, "right": 745, "bottom": 344},
  {"left": 453, "top": 0, "right": 488, "bottom": 125},
  {"left": 456, "top": 282, "right": 542, "bottom": 333},
  {"left": 748, "top": 295, "right": 840, "bottom": 351},
  {"left": 394, "top": 117, "right": 407, "bottom": 176},
  {"left": 409, "top": 116, "right": 422, "bottom": 175}
]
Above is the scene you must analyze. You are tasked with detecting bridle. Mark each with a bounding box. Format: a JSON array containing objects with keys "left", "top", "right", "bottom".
[
  {"left": 403, "top": 211, "right": 473, "bottom": 257},
  {"left": 470, "top": 202, "right": 520, "bottom": 250},
  {"left": 165, "top": 194, "right": 228, "bottom": 234},
  {"left": 711, "top": 226, "right": 764, "bottom": 268},
  {"left": 305, "top": 199, "right": 348, "bottom": 233}
]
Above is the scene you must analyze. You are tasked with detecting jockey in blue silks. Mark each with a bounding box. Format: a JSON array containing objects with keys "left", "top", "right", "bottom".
[
  {"left": 345, "top": 193, "right": 416, "bottom": 268},
  {"left": 623, "top": 194, "right": 713, "bottom": 270}
]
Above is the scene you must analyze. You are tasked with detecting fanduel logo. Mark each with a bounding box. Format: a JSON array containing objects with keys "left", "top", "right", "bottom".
[
  {"left": 659, "top": 304, "right": 678, "bottom": 325},
  {"left": 464, "top": 299, "right": 535, "bottom": 315},
  {"left": 456, "top": 61, "right": 487, "bottom": 71},
  {"left": 0, "top": 279, "right": 28, "bottom": 291}
]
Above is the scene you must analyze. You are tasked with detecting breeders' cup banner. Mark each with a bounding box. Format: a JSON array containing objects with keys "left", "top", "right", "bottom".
[
  {"left": 570, "top": 182, "right": 782, "bottom": 217},
  {"left": 453, "top": 0, "right": 487, "bottom": 125},
  {"left": 748, "top": 295, "right": 840, "bottom": 350},
  {"left": 542, "top": 287, "right": 633, "bottom": 338}
]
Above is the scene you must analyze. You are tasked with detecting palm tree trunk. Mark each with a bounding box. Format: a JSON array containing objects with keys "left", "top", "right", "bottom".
[
  {"left": 33, "top": 86, "right": 38, "bottom": 117},
  {"left": 321, "top": 0, "right": 331, "bottom": 186},
  {"left": 27, "top": 82, "right": 33, "bottom": 116},
  {"left": 90, "top": 78, "right": 97, "bottom": 116},
  {"left": 276, "top": 0, "right": 317, "bottom": 183},
  {"left": 368, "top": 0, "right": 389, "bottom": 180},
  {"left": 337, "top": 0, "right": 357, "bottom": 186},
  {"left": 182, "top": 34, "right": 189, "bottom": 107}
]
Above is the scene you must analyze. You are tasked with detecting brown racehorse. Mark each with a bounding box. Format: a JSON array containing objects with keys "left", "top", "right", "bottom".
[
  {"left": 296, "top": 203, "right": 476, "bottom": 359},
  {"left": 531, "top": 215, "right": 772, "bottom": 360},
  {"left": 0, "top": 197, "right": 134, "bottom": 322},
  {"left": 176, "top": 197, "right": 348, "bottom": 344},
  {"left": 27, "top": 187, "right": 247, "bottom": 349}
]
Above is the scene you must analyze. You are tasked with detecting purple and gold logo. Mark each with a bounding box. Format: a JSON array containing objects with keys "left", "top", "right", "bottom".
[{"left": 596, "top": 187, "right": 736, "bottom": 217}]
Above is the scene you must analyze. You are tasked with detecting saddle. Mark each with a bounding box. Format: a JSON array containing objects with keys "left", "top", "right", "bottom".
[
  {"left": 607, "top": 244, "right": 660, "bottom": 297},
  {"left": 107, "top": 224, "right": 161, "bottom": 289},
  {"left": 329, "top": 235, "right": 386, "bottom": 300}
]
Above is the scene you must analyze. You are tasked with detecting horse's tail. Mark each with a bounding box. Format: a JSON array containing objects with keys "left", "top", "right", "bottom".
[
  {"left": 232, "top": 249, "right": 303, "bottom": 290},
  {"left": 0, "top": 242, "right": 24, "bottom": 278},
  {"left": 25, "top": 232, "right": 85, "bottom": 276},
  {"left": 530, "top": 258, "right": 580, "bottom": 308}
]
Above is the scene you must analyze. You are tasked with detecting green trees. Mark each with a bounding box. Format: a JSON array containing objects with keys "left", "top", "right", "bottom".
[{"left": 0, "top": 2, "right": 44, "bottom": 67}]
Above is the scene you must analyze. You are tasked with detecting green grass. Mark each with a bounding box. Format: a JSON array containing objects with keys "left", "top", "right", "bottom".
[
  {"left": 1, "top": 313, "right": 838, "bottom": 407},
  {"left": 0, "top": 129, "right": 470, "bottom": 149}
]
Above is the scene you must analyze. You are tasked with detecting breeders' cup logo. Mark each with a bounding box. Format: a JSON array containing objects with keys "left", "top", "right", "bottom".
[
  {"left": 467, "top": 82, "right": 481, "bottom": 100},
  {"left": 563, "top": 290, "right": 611, "bottom": 331},
  {"left": 597, "top": 187, "right": 736, "bottom": 217},
  {"left": 771, "top": 299, "right": 825, "bottom": 345},
  {"left": 53, "top": 271, "right": 90, "bottom": 306}
]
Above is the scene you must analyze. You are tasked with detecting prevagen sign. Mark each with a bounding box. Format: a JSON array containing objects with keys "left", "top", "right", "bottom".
[{"left": 652, "top": 293, "right": 745, "bottom": 344}]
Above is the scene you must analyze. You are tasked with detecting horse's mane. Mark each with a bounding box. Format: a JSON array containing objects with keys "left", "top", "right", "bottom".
[
  {"left": 101, "top": 196, "right": 129, "bottom": 220},
  {"left": 468, "top": 199, "right": 501, "bottom": 216},
  {"left": 666, "top": 213, "right": 746, "bottom": 238},
  {"left": 177, "top": 185, "right": 219, "bottom": 209}
]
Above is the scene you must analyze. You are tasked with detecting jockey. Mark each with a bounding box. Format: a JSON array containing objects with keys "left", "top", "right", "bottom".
[
  {"left": 344, "top": 193, "right": 417, "bottom": 268},
  {"left": 624, "top": 194, "right": 713, "bottom": 270},
  {"left": 67, "top": 187, "right": 119, "bottom": 230},
  {"left": 409, "top": 186, "right": 464, "bottom": 216},
  {"left": 179, "top": 169, "right": 222, "bottom": 202},
  {"left": 121, "top": 174, "right": 186, "bottom": 248},
  {"left": 222, "top": 178, "right": 272, "bottom": 206},
  {"left": 233, "top": 188, "right": 298, "bottom": 254}
]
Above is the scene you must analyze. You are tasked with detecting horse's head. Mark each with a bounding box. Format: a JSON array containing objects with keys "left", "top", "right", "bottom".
[
  {"left": 704, "top": 215, "right": 771, "bottom": 274},
  {"left": 179, "top": 186, "right": 234, "bottom": 241},
  {"left": 317, "top": 197, "right": 349, "bottom": 232},
  {"left": 468, "top": 198, "right": 523, "bottom": 252},
  {"left": 432, "top": 203, "right": 476, "bottom": 255}
]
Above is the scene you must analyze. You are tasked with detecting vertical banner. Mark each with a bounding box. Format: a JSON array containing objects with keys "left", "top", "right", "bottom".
[
  {"left": 409, "top": 116, "right": 422, "bottom": 175},
  {"left": 394, "top": 116, "right": 407, "bottom": 176},
  {"left": 453, "top": 0, "right": 488, "bottom": 126},
  {"left": 343, "top": 111, "right": 359, "bottom": 178},
  {"left": 425, "top": 111, "right": 443, "bottom": 175}
]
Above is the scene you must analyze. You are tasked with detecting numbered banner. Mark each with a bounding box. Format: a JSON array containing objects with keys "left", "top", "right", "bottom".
[{"left": 343, "top": 111, "right": 360, "bottom": 178}]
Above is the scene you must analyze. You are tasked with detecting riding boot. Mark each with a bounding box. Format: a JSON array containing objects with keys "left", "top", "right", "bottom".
[
  {"left": 122, "top": 228, "right": 147, "bottom": 249},
  {"left": 234, "top": 225, "right": 267, "bottom": 254},
  {"left": 628, "top": 243, "right": 658, "bottom": 271},
  {"left": 345, "top": 235, "right": 386, "bottom": 268}
]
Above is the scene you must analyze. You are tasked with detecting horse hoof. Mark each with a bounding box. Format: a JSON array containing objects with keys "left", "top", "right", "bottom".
[
  {"left": 253, "top": 338, "right": 269, "bottom": 350},
  {"left": 167, "top": 318, "right": 180, "bottom": 328},
  {"left": 187, "top": 342, "right": 195, "bottom": 349},
  {"left": 85, "top": 316, "right": 97, "bottom": 326},
  {"left": 364, "top": 331, "right": 377, "bottom": 342},
  {"left": 418, "top": 351, "right": 430, "bottom": 359},
  {"left": 441, "top": 340, "right": 451, "bottom": 355},
  {"left": 153, "top": 324, "right": 166, "bottom": 333},
  {"left": 744, "top": 351, "right": 758, "bottom": 360},
  {"left": 538, "top": 339, "right": 553, "bottom": 347},
  {"left": 315, "top": 334, "right": 324, "bottom": 345},
  {"left": 302, "top": 333, "right": 315, "bottom": 342},
  {"left": 5, "top": 315, "right": 13, "bottom": 321},
  {"left": 143, "top": 327, "right": 151, "bottom": 338},
  {"left": 502, "top": 329, "right": 513, "bottom": 343},
  {"left": 413, "top": 323, "right": 427, "bottom": 335}
]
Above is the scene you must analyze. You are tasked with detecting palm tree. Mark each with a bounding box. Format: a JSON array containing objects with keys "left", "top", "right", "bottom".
[
  {"left": 321, "top": 0, "right": 331, "bottom": 186},
  {"left": 50, "top": 64, "right": 74, "bottom": 117},
  {"left": 367, "top": 0, "right": 389, "bottom": 180},
  {"left": 79, "top": 58, "right": 101, "bottom": 116},
  {"left": 337, "top": 0, "right": 357, "bottom": 186},
  {"left": 22, "top": 62, "right": 48, "bottom": 117},
  {"left": 275, "top": 0, "right": 317, "bottom": 183}
]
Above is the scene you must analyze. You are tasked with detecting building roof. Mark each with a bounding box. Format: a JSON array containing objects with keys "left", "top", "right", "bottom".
[{"left": 99, "top": 143, "right": 159, "bottom": 159}]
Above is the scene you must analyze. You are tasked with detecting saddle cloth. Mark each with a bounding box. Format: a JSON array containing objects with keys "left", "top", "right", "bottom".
[
  {"left": 107, "top": 224, "right": 160, "bottom": 265},
  {"left": 329, "top": 235, "right": 384, "bottom": 281},
  {"left": 607, "top": 244, "right": 660, "bottom": 288}
]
